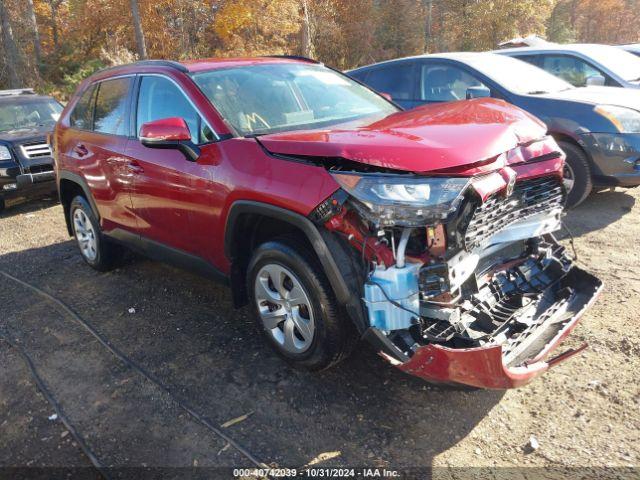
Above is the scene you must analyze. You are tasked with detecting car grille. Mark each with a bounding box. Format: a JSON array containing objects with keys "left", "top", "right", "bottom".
[
  {"left": 19, "top": 141, "right": 52, "bottom": 159},
  {"left": 464, "top": 176, "right": 565, "bottom": 251},
  {"left": 29, "top": 164, "right": 54, "bottom": 174}
]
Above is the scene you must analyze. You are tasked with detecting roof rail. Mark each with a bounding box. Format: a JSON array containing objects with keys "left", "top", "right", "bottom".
[
  {"left": 262, "top": 55, "right": 321, "bottom": 64},
  {"left": 97, "top": 59, "right": 189, "bottom": 76},
  {"left": 132, "top": 59, "right": 189, "bottom": 72},
  {"left": 0, "top": 88, "right": 36, "bottom": 96}
]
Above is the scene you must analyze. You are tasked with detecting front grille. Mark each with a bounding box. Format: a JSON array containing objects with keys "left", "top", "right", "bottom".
[
  {"left": 19, "top": 141, "right": 52, "bottom": 159},
  {"left": 29, "top": 164, "right": 54, "bottom": 174},
  {"left": 464, "top": 176, "right": 564, "bottom": 251}
]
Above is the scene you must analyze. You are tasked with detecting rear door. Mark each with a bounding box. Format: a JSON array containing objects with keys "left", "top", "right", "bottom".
[
  {"left": 125, "top": 74, "right": 218, "bottom": 255},
  {"left": 63, "top": 77, "right": 137, "bottom": 232}
]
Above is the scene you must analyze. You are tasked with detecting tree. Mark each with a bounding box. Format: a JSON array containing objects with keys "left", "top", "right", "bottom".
[
  {"left": 44, "top": 0, "right": 63, "bottom": 50},
  {"left": 25, "top": 0, "right": 43, "bottom": 69},
  {"left": 129, "top": 0, "right": 147, "bottom": 59},
  {"left": 0, "top": 0, "right": 22, "bottom": 87},
  {"left": 300, "top": 0, "right": 313, "bottom": 57}
]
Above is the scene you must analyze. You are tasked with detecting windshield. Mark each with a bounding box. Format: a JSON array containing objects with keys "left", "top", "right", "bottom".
[
  {"left": 192, "top": 63, "right": 398, "bottom": 136},
  {"left": 0, "top": 98, "right": 63, "bottom": 132},
  {"left": 468, "top": 54, "right": 574, "bottom": 95},
  {"left": 582, "top": 45, "right": 640, "bottom": 82}
]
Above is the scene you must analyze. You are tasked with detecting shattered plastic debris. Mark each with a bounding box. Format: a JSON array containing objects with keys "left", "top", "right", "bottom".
[
  {"left": 529, "top": 435, "right": 540, "bottom": 451},
  {"left": 48, "top": 413, "right": 58, "bottom": 421},
  {"left": 128, "top": 307, "right": 136, "bottom": 314}
]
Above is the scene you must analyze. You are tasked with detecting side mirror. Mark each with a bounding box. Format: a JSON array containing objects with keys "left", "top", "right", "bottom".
[
  {"left": 585, "top": 74, "right": 606, "bottom": 87},
  {"left": 379, "top": 92, "right": 393, "bottom": 101},
  {"left": 140, "top": 117, "right": 200, "bottom": 162},
  {"left": 466, "top": 86, "right": 491, "bottom": 100}
]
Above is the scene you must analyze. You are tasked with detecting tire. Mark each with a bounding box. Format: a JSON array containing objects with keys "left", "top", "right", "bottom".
[
  {"left": 247, "top": 236, "right": 357, "bottom": 371},
  {"left": 69, "top": 195, "right": 120, "bottom": 271},
  {"left": 559, "top": 141, "right": 592, "bottom": 208},
  {"left": 0, "top": 197, "right": 5, "bottom": 214}
]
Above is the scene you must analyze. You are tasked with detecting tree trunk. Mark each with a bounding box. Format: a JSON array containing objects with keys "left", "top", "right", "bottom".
[
  {"left": 50, "top": 0, "right": 59, "bottom": 49},
  {"left": 129, "top": 0, "right": 147, "bottom": 59},
  {"left": 300, "top": 0, "right": 313, "bottom": 58},
  {"left": 424, "top": 0, "right": 432, "bottom": 52},
  {"left": 0, "top": 0, "right": 22, "bottom": 88},
  {"left": 26, "top": 0, "right": 42, "bottom": 69}
]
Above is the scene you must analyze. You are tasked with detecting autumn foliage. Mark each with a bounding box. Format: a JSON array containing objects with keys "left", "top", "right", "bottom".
[{"left": 0, "top": 0, "right": 639, "bottom": 96}]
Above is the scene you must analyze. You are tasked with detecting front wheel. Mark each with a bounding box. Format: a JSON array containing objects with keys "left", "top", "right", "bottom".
[
  {"left": 559, "top": 141, "right": 592, "bottom": 208},
  {"left": 247, "top": 237, "right": 357, "bottom": 371}
]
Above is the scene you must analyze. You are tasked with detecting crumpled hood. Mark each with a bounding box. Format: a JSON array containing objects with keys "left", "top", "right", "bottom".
[
  {"left": 539, "top": 86, "right": 640, "bottom": 111},
  {"left": 258, "top": 98, "right": 548, "bottom": 173}
]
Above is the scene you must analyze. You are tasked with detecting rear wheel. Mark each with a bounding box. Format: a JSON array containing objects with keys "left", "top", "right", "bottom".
[
  {"left": 70, "top": 196, "right": 120, "bottom": 271},
  {"left": 559, "top": 141, "right": 592, "bottom": 208},
  {"left": 247, "top": 237, "right": 357, "bottom": 371}
]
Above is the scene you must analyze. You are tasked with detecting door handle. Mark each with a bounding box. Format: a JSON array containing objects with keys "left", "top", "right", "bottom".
[
  {"left": 126, "top": 161, "right": 144, "bottom": 174},
  {"left": 73, "top": 144, "right": 89, "bottom": 157}
]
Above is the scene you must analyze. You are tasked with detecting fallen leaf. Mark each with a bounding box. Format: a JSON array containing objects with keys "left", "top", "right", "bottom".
[
  {"left": 304, "top": 451, "right": 342, "bottom": 467},
  {"left": 221, "top": 411, "right": 253, "bottom": 428}
]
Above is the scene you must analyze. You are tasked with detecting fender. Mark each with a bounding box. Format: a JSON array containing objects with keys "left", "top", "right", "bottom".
[
  {"left": 225, "top": 201, "right": 368, "bottom": 332},
  {"left": 57, "top": 170, "right": 101, "bottom": 236}
]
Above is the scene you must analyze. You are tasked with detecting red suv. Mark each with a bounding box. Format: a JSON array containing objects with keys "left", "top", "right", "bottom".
[{"left": 54, "top": 57, "right": 602, "bottom": 389}]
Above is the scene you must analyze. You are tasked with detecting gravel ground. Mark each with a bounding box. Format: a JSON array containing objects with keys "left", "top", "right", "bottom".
[{"left": 0, "top": 189, "right": 638, "bottom": 479}]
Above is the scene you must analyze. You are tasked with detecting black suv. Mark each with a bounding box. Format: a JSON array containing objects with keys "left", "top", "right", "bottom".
[{"left": 0, "top": 89, "right": 62, "bottom": 212}]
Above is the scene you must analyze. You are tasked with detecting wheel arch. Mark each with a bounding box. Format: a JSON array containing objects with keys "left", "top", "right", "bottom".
[
  {"left": 550, "top": 132, "right": 594, "bottom": 165},
  {"left": 58, "top": 171, "right": 100, "bottom": 236},
  {"left": 224, "top": 201, "right": 368, "bottom": 333}
]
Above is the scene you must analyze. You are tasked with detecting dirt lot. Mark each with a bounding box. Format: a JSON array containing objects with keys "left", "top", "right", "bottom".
[{"left": 1, "top": 188, "right": 639, "bottom": 479}]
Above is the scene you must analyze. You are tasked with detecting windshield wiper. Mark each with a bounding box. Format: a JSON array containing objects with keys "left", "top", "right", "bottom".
[{"left": 527, "top": 90, "right": 550, "bottom": 95}]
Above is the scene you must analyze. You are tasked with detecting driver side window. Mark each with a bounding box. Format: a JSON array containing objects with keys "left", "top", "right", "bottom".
[
  {"left": 539, "top": 55, "right": 607, "bottom": 87},
  {"left": 136, "top": 76, "right": 215, "bottom": 144},
  {"left": 420, "top": 64, "right": 487, "bottom": 102}
]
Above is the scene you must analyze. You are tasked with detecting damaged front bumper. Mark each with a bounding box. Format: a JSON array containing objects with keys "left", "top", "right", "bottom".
[
  {"left": 393, "top": 260, "right": 602, "bottom": 389},
  {"left": 362, "top": 241, "right": 603, "bottom": 389}
]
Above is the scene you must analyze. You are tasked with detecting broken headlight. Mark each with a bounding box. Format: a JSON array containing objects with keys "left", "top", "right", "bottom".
[{"left": 331, "top": 172, "right": 470, "bottom": 227}]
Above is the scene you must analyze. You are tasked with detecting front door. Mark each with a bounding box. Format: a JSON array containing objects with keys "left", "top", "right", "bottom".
[{"left": 125, "top": 74, "right": 218, "bottom": 256}]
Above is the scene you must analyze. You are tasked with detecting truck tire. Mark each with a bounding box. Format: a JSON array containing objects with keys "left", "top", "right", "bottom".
[
  {"left": 559, "top": 141, "right": 592, "bottom": 208},
  {"left": 247, "top": 236, "right": 357, "bottom": 371}
]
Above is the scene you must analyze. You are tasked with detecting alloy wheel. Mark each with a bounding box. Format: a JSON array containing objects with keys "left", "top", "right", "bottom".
[
  {"left": 73, "top": 208, "right": 98, "bottom": 261},
  {"left": 254, "top": 263, "right": 315, "bottom": 354}
]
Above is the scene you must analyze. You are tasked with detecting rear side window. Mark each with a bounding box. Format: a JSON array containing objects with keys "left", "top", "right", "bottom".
[
  {"left": 363, "top": 63, "right": 415, "bottom": 100},
  {"left": 70, "top": 85, "right": 97, "bottom": 130},
  {"left": 94, "top": 78, "right": 133, "bottom": 136},
  {"left": 136, "top": 76, "right": 215, "bottom": 143}
]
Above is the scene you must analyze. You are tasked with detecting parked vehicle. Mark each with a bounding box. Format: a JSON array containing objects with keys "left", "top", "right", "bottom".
[
  {"left": 620, "top": 44, "right": 640, "bottom": 58},
  {"left": 0, "top": 89, "right": 62, "bottom": 212},
  {"left": 54, "top": 58, "right": 601, "bottom": 389},
  {"left": 348, "top": 52, "right": 640, "bottom": 207},
  {"left": 498, "top": 44, "right": 640, "bottom": 89}
]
